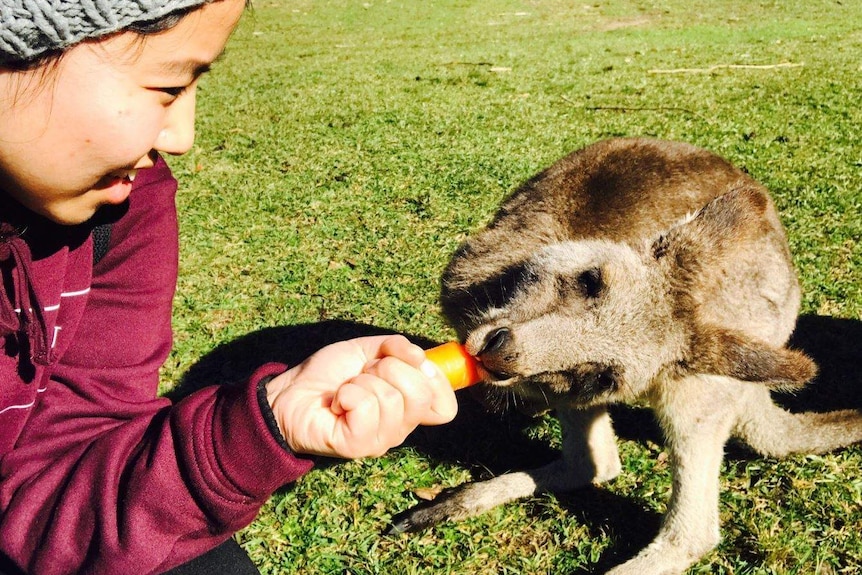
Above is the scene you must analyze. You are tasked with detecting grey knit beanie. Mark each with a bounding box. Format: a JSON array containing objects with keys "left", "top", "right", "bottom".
[{"left": 0, "top": 0, "right": 211, "bottom": 65}]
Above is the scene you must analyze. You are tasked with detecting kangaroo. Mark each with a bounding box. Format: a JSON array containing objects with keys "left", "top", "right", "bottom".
[{"left": 391, "top": 138, "right": 862, "bottom": 574}]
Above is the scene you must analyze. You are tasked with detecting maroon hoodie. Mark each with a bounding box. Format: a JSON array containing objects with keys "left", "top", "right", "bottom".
[{"left": 0, "top": 157, "right": 313, "bottom": 574}]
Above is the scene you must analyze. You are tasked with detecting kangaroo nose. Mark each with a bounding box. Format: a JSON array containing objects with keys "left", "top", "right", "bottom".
[{"left": 480, "top": 327, "right": 511, "bottom": 356}]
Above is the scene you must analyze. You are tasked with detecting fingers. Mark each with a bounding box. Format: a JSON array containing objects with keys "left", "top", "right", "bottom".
[
  {"left": 418, "top": 357, "right": 459, "bottom": 425},
  {"left": 376, "top": 335, "right": 426, "bottom": 367},
  {"left": 352, "top": 334, "right": 426, "bottom": 371},
  {"left": 329, "top": 352, "right": 458, "bottom": 456},
  {"left": 373, "top": 337, "right": 459, "bottom": 426},
  {"left": 353, "top": 334, "right": 458, "bottom": 423},
  {"left": 363, "top": 355, "right": 432, "bottom": 426},
  {"left": 275, "top": 335, "right": 459, "bottom": 460},
  {"left": 331, "top": 370, "right": 413, "bottom": 458}
]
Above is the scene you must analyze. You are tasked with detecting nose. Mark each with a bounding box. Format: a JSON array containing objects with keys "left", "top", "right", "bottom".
[
  {"left": 154, "top": 86, "right": 197, "bottom": 156},
  {"left": 479, "top": 327, "right": 511, "bottom": 356},
  {"left": 476, "top": 327, "right": 514, "bottom": 380}
]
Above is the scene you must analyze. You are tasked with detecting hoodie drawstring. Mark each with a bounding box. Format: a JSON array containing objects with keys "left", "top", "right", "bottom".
[{"left": 1, "top": 222, "right": 52, "bottom": 366}]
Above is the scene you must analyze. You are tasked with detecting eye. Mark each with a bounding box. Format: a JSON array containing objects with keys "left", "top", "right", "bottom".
[
  {"left": 576, "top": 267, "right": 604, "bottom": 299},
  {"left": 156, "top": 86, "right": 188, "bottom": 98}
]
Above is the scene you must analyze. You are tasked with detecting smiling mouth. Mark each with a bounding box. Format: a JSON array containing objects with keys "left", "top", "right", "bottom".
[
  {"left": 96, "top": 170, "right": 138, "bottom": 189},
  {"left": 114, "top": 170, "right": 137, "bottom": 184}
]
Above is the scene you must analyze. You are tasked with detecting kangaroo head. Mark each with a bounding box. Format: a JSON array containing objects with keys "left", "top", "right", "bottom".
[
  {"left": 447, "top": 238, "right": 680, "bottom": 409},
  {"left": 442, "top": 185, "right": 815, "bottom": 411}
]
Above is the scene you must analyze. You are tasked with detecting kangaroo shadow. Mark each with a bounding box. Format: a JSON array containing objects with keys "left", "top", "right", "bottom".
[
  {"left": 171, "top": 320, "right": 404, "bottom": 396},
  {"left": 775, "top": 313, "right": 862, "bottom": 412}
]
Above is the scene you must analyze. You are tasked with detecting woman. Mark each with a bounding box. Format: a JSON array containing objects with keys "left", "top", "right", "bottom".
[{"left": 0, "top": 2, "right": 457, "bottom": 573}]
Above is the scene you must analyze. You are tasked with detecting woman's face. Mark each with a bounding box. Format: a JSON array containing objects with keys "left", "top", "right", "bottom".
[{"left": 0, "top": 0, "right": 245, "bottom": 225}]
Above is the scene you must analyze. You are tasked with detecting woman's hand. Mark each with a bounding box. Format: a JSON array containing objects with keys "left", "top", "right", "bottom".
[{"left": 265, "top": 335, "right": 458, "bottom": 459}]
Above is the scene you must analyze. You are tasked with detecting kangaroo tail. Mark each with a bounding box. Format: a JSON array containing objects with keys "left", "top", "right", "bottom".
[{"left": 735, "top": 388, "right": 862, "bottom": 457}]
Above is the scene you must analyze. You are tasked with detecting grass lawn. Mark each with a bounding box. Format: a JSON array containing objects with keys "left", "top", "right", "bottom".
[{"left": 162, "top": 1, "right": 861, "bottom": 573}]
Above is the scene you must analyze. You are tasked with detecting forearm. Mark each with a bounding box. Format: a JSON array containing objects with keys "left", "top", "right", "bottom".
[{"left": 0, "top": 366, "right": 313, "bottom": 575}]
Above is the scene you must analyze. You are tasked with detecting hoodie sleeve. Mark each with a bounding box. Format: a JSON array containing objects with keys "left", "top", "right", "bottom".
[{"left": 0, "top": 158, "right": 313, "bottom": 575}]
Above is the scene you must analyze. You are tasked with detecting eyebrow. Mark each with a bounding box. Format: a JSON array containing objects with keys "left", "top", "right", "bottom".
[{"left": 160, "top": 50, "right": 226, "bottom": 79}]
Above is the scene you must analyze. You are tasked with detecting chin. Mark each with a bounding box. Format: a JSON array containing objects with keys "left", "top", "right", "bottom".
[
  {"left": 40, "top": 202, "right": 101, "bottom": 226},
  {"left": 52, "top": 210, "right": 97, "bottom": 226}
]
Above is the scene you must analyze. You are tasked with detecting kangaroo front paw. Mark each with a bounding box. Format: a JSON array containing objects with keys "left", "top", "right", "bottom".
[
  {"left": 387, "top": 484, "right": 478, "bottom": 534},
  {"left": 388, "top": 471, "right": 543, "bottom": 534},
  {"left": 592, "top": 451, "right": 622, "bottom": 484}
]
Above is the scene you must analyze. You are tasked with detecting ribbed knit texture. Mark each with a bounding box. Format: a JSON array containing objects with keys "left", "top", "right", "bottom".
[{"left": 0, "top": 0, "right": 208, "bottom": 63}]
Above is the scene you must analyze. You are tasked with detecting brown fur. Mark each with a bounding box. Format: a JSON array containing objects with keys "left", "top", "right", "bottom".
[{"left": 391, "top": 138, "right": 862, "bottom": 574}]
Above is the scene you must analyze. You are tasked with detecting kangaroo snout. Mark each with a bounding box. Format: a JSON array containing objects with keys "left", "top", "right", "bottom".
[{"left": 476, "top": 326, "right": 512, "bottom": 375}]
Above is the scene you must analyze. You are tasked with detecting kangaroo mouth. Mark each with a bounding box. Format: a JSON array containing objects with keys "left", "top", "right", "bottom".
[{"left": 482, "top": 366, "right": 516, "bottom": 383}]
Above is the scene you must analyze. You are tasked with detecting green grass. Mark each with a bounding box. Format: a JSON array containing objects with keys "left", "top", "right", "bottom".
[{"left": 162, "top": 1, "right": 861, "bottom": 573}]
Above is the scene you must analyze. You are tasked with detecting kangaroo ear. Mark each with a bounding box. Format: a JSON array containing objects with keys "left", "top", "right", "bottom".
[
  {"left": 685, "top": 327, "right": 817, "bottom": 391},
  {"left": 651, "top": 184, "right": 775, "bottom": 269}
]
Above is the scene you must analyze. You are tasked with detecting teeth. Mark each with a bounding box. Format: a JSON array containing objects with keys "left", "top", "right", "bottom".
[{"left": 127, "top": 170, "right": 137, "bottom": 182}]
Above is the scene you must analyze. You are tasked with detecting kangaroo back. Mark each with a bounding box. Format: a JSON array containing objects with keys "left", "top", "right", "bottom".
[{"left": 442, "top": 138, "right": 763, "bottom": 316}]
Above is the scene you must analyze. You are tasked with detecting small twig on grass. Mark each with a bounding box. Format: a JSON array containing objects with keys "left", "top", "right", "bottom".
[
  {"left": 442, "top": 61, "right": 495, "bottom": 67},
  {"left": 560, "top": 95, "right": 702, "bottom": 120},
  {"left": 648, "top": 62, "right": 803, "bottom": 74},
  {"left": 585, "top": 104, "right": 700, "bottom": 116}
]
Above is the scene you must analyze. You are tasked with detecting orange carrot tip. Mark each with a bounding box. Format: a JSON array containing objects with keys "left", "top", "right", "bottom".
[{"left": 425, "top": 342, "right": 482, "bottom": 390}]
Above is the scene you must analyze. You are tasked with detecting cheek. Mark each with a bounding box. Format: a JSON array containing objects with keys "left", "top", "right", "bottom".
[
  {"left": 55, "top": 79, "right": 163, "bottom": 161},
  {"left": 69, "top": 107, "right": 165, "bottom": 170}
]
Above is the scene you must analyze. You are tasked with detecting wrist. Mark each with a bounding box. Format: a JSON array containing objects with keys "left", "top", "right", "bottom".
[{"left": 256, "top": 371, "right": 290, "bottom": 451}]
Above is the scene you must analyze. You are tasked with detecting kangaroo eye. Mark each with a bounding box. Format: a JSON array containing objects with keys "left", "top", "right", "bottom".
[{"left": 577, "top": 267, "right": 604, "bottom": 299}]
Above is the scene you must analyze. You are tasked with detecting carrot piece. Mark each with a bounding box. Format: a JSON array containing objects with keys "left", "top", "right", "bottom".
[{"left": 425, "top": 342, "right": 481, "bottom": 390}]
